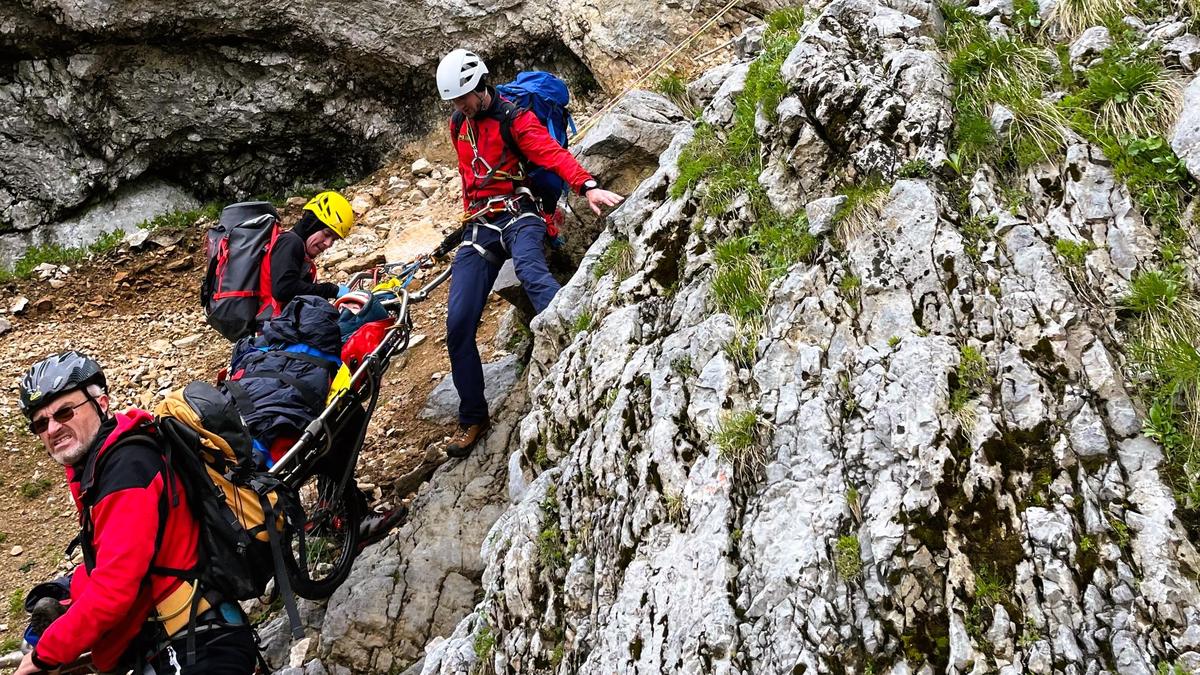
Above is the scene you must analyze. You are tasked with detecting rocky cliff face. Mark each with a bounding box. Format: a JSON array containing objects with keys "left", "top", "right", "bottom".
[
  {"left": 0, "top": 0, "right": 752, "bottom": 259},
  {"left": 295, "top": 0, "right": 1200, "bottom": 673}
]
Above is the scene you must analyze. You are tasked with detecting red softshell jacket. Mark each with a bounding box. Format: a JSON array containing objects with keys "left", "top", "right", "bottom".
[
  {"left": 34, "top": 409, "right": 200, "bottom": 671},
  {"left": 451, "top": 94, "right": 593, "bottom": 211}
]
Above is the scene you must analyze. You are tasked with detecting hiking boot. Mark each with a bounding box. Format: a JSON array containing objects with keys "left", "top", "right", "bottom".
[
  {"left": 445, "top": 423, "right": 488, "bottom": 458},
  {"left": 357, "top": 505, "right": 409, "bottom": 550}
]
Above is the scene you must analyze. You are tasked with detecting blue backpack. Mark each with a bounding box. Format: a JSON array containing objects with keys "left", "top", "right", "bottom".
[{"left": 453, "top": 71, "right": 577, "bottom": 213}]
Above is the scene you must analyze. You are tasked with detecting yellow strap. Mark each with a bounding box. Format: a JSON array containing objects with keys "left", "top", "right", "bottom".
[{"left": 151, "top": 581, "right": 212, "bottom": 638}]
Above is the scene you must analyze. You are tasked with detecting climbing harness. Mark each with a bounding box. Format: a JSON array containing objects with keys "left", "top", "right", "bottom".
[{"left": 458, "top": 188, "right": 543, "bottom": 266}]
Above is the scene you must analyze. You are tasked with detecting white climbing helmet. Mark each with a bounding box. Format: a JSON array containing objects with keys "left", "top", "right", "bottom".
[{"left": 436, "top": 49, "right": 489, "bottom": 100}]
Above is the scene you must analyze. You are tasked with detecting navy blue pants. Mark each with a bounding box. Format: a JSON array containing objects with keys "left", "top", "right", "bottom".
[{"left": 447, "top": 212, "right": 560, "bottom": 425}]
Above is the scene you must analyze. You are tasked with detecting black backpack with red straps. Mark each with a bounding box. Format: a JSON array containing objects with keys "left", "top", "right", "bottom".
[{"left": 200, "top": 202, "right": 282, "bottom": 342}]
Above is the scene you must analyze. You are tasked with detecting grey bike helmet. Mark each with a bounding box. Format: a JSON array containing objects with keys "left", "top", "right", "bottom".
[{"left": 19, "top": 351, "right": 106, "bottom": 418}]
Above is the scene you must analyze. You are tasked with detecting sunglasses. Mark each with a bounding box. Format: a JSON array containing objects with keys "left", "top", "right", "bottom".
[{"left": 29, "top": 400, "right": 91, "bottom": 435}]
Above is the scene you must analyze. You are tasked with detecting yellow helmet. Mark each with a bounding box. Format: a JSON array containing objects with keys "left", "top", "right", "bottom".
[{"left": 303, "top": 191, "right": 354, "bottom": 239}]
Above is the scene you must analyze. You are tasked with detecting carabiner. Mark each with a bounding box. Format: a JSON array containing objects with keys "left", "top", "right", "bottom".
[{"left": 471, "top": 155, "right": 493, "bottom": 179}]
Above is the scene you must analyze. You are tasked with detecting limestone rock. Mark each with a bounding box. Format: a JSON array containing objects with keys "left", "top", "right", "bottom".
[
  {"left": 1069, "top": 26, "right": 1112, "bottom": 69},
  {"left": 806, "top": 195, "right": 847, "bottom": 236},
  {"left": 410, "top": 158, "right": 434, "bottom": 177},
  {"left": 0, "top": 176, "right": 197, "bottom": 266},
  {"left": 313, "top": 1, "right": 1200, "bottom": 672},
  {"left": 418, "top": 354, "right": 523, "bottom": 424},
  {"left": 1173, "top": 74, "right": 1200, "bottom": 182},
  {"left": 3, "top": 0, "right": 716, "bottom": 238},
  {"left": 1165, "top": 34, "right": 1200, "bottom": 73}
]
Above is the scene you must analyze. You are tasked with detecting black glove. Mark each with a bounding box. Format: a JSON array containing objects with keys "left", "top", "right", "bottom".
[{"left": 433, "top": 228, "right": 465, "bottom": 260}]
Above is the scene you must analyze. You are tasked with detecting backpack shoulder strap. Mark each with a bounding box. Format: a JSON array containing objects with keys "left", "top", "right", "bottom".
[
  {"left": 79, "top": 430, "right": 173, "bottom": 575},
  {"left": 451, "top": 111, "right": 466, "bottom": 144},
  {"left": 494, "top": 100, "right": 530, "bottom": 167}
]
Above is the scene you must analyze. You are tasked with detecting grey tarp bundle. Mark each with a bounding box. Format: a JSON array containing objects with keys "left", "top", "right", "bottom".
[{"left": 224, "top": 295, "right": 342, "bottom": 449}]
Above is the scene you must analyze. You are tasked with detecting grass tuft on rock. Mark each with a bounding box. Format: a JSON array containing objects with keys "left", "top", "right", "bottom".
[
  {"left": 724, "top": 324, "right": 760, "bottom": 369},
  {"left": 1054, "top": 238, "right": 1095, "bottom": 268},
  {"left": 834, "top": 534, "right": 862, "bottom": 579},
  {"left": 653, "top": 70, "right": 696, "bottom": 116},
  {"left": 1048, "top": 0, "right": 1137, "bottom": 38},
  {"left": 474, "top": 621, "right": 496, "bottom": 661},
  {"left": 710, "top": 212, "right": 818, "bottom": 367},
  {"left": 714, "top": 410, "right": 767, "bottom": 476},
  {"left": 941, "top": 3, "right": 1067, "bottom": 172},
  {"left": 1066, "top": 42, "right": 1181, "bottom": 140},
  {"left": 1125, "top": 266, "right": 1200, "bottom": 508},
  {"left": 594, "top": 238, "right": 636, "bottom": 281},
  {"left": 834, "top": 176, "right": 890, "bottom": 244},
  {"left": 570, "top": 310, "right": 595, "bottom": 336},
  {"left": 950, "top": 345, "right": 989, "bottom": 414},
  {"left": 670, "top": 7, "right": 805, "bottom": 209}
]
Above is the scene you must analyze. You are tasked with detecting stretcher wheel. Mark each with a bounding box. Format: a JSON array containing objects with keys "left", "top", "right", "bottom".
[{"left": 282, "top": 468, "right": 362, "bottom": 599}]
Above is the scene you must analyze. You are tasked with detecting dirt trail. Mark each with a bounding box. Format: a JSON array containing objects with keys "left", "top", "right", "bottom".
[{"left": 0, "top": 156, "right": 509, "bottom": 652}]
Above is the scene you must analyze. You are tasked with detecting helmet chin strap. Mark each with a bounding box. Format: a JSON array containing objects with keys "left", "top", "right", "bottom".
[
  {"left": 82, "top": 389, "right": 111, "bottom": 422},
  {"left": 470, "top": 89, "right": 489, "bottom": 118}
]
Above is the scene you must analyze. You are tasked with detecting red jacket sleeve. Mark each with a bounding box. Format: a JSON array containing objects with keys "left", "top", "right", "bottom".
[
  {"left": 34, "top": 482, "right": 162, "bottom": 668},
  {"left": 510, "top": 111, "right": 593, "bottom": 193}
]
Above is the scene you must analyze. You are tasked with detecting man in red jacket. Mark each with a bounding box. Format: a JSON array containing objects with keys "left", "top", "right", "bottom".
[
  {"left": 14, "top": 352, "right": 257, "bottom": 674},
  {"left": 435, "top": 49, "right": 624, "bottom": 457}
]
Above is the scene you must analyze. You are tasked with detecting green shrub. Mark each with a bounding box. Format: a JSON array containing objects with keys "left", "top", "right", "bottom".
[
  {"left": 20, "top": 478, "right": 53, "bottom": 500},
  {"left": 671, "top": 355, "right": 696, "bottom": 378},
  {"left": 712, "top": 238, "right": 767, "bottom": 323},
  {"left": 138, "top": 204, "right": 219, "bottom": 232},
  {"left": 960, "top": 214, "right": 997, "bottom": 262},
  {"left": 669, "top": 7, "right": 804, "bottom": 208},
  {"left": 537, "top": 486, "right": 567, "bottom": 571},
  {"left": 950, "top": 345, "right": 988, "bottom": 412},
  {"left": 90, "top": 229, "right": 126, "bottom": 255},
  {"left": 8, "top": 589, "right": 23, "bottom": 618},
  {"left": 1012, "top": 0, "right": 1044, "bottom": 35},
  {"left": 952, "top": 108, "right": 1000, "bottom": 169},
  {"left": 571, "top": 311, "right": 595, "bottom": 335},
  {"left": 8, "top": 244, "right": 86, "bottom": 279},
  {"left": 765, "top": 6, "right": 806, "bottom": 33},
  {"left": 671, "top": 123, "right": 726, "bottom": 200},
  {"left": 897, "top": 159, "right": 933, "bottom": 178},
  {"left": 1125, "top": 269, "right": 1183, "bottom": 315},
  {"left": 474, "top": 622, "right": 496, "bottom": 660},
  {"left": 1054, "top": 238, "right": 1095, "bottom": 268}
]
